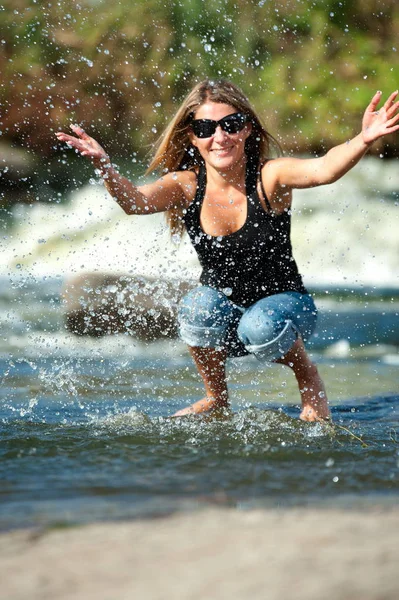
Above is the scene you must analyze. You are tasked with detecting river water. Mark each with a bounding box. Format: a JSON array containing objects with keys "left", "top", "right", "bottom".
[{"left": 0, "top": 157, "right": 398, "bottom": 530}]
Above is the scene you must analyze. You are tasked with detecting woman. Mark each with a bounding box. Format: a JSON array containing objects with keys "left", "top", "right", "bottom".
[{"left": 56, "top": 80, "right": 399, "bottom": 421}]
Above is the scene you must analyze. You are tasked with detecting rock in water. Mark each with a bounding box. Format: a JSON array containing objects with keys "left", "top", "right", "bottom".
[{"left": 62, "top": 274, "right": 195, "bottom": 341}]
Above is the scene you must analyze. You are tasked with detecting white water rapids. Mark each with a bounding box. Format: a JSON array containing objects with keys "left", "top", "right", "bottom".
[{"left": 2, "top": 157, "right": 398, "bottom": 288}]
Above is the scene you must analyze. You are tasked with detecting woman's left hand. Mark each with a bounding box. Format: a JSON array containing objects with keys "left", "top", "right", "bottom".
[{"left": 362, "top": 90, "right": 399, "bottom": 145}]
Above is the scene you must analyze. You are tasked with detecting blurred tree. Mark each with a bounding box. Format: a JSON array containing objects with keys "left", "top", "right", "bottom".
[{"left": 0, "top": 0, "right": 398, "bottom": 204}]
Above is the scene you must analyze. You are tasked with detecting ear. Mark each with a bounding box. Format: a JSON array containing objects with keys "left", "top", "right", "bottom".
[
  {"left": 238, "top": 122, "right": 252, "bottom": 142},
  {"left": 243, "top": 121, "right": 252, "bottom": 139},
  {"left": 188, "top": 130, "right": 198, "bottom": 147}
]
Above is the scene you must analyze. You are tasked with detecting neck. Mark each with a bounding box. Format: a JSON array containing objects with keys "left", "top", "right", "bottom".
[{"left": 204, "top": 156, "right": 247, "bottom": 190}]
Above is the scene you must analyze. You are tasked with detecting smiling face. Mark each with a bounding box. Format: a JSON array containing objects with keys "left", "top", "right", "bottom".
[{"left": 189, "top": 102, "right": 252, "bottom": 172}]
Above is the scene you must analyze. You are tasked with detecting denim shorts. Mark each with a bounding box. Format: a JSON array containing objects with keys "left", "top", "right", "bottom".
[{"left": 177, "top": 286, "right": 317, "bottom": 361}]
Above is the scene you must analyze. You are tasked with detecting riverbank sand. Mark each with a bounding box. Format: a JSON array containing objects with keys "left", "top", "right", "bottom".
[{"left": 0, "top": 507, "right": 398, "bottom": 600}]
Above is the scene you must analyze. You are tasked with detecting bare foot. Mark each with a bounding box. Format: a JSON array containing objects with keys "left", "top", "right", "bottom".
[{"left": 173, "top": 397, "right": 229, "bottom": 417}]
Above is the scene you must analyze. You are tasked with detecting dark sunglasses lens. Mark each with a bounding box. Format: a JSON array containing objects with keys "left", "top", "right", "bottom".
[
  {"left": 191, "top": 113, "right": 248, "bottom": 138},
  {"left": 191, "top": 121, "right": 216, "bottom": 138},
  {"left": 221, "top": 114, "right": 247, "bottom": 134}
]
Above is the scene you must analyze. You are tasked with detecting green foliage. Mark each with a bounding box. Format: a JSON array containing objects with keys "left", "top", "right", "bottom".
[{"left": 1, "top": 0, "right": 398, "bottom": 164}]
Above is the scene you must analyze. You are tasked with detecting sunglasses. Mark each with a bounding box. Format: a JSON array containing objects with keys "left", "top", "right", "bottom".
[{"left": 190, "top": 112, "right": 249, "bottom": 138}]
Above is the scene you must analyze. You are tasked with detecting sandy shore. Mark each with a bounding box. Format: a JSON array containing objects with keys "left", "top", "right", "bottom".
[{"left": 0, "top": 507, "right": 398, "bottom": 600}]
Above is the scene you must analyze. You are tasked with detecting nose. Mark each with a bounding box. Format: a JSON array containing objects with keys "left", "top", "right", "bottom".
[{"left": 213, "top": 125, "right": 229, "bottom": 142}]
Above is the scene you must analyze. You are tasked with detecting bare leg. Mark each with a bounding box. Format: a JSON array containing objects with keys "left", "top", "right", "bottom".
[
  {"left": 173, "top": 346, "right": 229, "bottom": 416},
  {"left": 276, "top": 338, "right": 331, "bottom": 422}
]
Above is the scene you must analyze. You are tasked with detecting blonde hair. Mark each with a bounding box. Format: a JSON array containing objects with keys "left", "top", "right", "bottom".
[{"left": 147, "top": 79, "right": 281, "bottom": 237}]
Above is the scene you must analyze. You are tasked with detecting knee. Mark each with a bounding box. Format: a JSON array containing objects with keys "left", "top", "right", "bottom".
[
  {"left": 237, "top": 305, "right": 284, "bottom": 346},
  {"left": 237, "top": 305, "right": 297, "bottom": 361},
  {"left": 178, "top": 286, "right": 235, "bottom": 349},
  {"left": 178, "top": 286, "right": 230, "bottom": 328}
]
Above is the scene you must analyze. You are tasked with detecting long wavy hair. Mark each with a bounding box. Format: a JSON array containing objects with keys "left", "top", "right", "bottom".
[{"left": 147, "top": 79, "right": 281, "bottom": 237}]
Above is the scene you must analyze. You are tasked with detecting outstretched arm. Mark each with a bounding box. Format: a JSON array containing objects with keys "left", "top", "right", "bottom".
[
  {"left": 55, "top": 125, "right": 188, "bottom": 215},
  {"left": 264, "top": 90, "right": 399, "bottom": 190}
]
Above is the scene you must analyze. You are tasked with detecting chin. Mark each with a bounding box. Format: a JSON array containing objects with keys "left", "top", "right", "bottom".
[{"left": 210, "top": 151, "right": 241, "bottom": 166}]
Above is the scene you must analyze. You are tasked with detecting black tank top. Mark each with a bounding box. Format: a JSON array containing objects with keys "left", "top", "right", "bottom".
[{"left": 183, "top": 161, "right": 307, "bottom": 307}]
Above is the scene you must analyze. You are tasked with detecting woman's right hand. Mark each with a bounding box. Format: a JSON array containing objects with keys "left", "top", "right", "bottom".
[
  {"left": 55, "top": 125, "right": 110, "bottom": 169},
  {"left": 56, "top": 124, "right": 192, "bottom": 216}
]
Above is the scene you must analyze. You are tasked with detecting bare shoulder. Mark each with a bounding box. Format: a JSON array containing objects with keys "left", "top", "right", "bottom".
[
  {"left": 260, "top": 159, "right": 293, "bottom": 213},
  {"left": 138, "top": 169, "right": 197, "bottom": 211},
  {"left": 173, "top": 169, "right": 198, "bottom": 205},
  {"left": 156, "top": 170, "right": 197, "bottom": 206}
]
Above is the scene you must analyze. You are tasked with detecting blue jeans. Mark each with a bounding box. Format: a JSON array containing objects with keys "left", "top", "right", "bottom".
[{"left": 178, "top": 286, "right": 317, "bottom": 361}]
